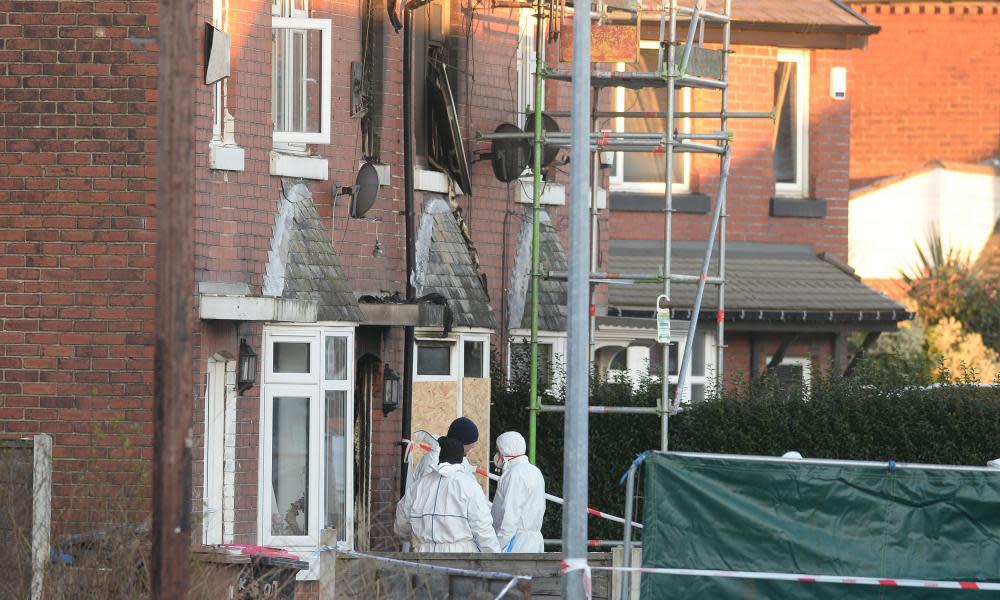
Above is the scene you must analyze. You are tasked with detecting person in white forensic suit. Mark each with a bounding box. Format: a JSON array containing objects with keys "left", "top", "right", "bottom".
[
  {"left": 491, "top": 431, "right": 546, "bottom": 553},
  {"left": 405, "top": 416, "right": 480, "bottom": 497},
  {"left": 395, "top": 436, "right": 501, "bottom": 553}
]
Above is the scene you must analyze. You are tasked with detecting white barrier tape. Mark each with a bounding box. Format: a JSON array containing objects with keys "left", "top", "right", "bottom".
[
  {"left": 560, "top": 558, "right": 594, "bottom": 599},
  {"left": 403, "top": 438, "right": 643, "bottom": 529},
  {"left": 586, "top": 564, "right": 1000, "bottom": 591},
  {"left": 493, "top": 576, "right": 522, "bottom": 600}
]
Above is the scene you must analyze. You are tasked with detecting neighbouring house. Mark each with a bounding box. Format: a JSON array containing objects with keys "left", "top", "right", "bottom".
[
  {"left": 849, "top": 160, "right": 1000, "bottom": 297},
  {"left": 588, "top": 0, "right": 908, "bottom": 396},
  {"left": 844, "top": 0, "right": 1000, "bottom": 299}
]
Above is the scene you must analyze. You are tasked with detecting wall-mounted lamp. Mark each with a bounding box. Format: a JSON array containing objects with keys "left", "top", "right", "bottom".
[
  {"left": 238, "top": 338, "right": 258, "bottom": 394},
  {"left": 382, "top": 364, "right": 401, "bottom": 415}
]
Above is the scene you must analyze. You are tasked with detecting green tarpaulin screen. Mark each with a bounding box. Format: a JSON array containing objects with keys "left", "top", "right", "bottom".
[{"left": 639, "top": 452, "right": 1000, "bottom": 599}]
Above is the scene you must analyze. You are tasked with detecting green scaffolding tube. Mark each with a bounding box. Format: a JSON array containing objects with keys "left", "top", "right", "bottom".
[{"left": 527, "top": 0, "right": 545, "bottom": 463}]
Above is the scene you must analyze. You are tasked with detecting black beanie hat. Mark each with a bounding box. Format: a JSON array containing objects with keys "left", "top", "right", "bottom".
[
  {"left": 447, "top": 417, "right": 479, "bottom": 445},
  {"left": 438, "top": 436, "right": 465, "bottom": 465}
]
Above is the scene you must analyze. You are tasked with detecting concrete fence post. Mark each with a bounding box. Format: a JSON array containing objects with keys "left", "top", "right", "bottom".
[{"left": 31, "top": 433, "right": 52, "bottom": 600}]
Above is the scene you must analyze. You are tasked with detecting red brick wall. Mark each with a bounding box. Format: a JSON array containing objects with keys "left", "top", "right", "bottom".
[
  {"left": 609, "top": 45, "right": 853, "bottom": 261},
  {"left": 847, "top": 1, "right": 1000, "bottom": 185},
  {"left": 0, "top": 0, "right": 158, "bottom": 532},
  {"left": 723, "top": 332, "right": 836, "bottom": 388}
]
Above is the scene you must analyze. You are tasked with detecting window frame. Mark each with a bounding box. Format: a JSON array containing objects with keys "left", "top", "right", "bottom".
[
  {"left": 460, "top": 334, "right": 490, "bottom": 380},
  {"left": 258, "top": 324, "right": 356, "bottom": 555},
  {"left": 261, "top": 383, "right": 321, "bottom": 548},
  {"left": 507, "top": 333, "right": 566, "bottom": 396},
  {"left": 413, "top": 337, "right": 458, "bottom": 381},
  {"left": 640, "top": 330, "right": 716, "bottom": 403},
  {"left": 609, "top": 40, "right": 691, "bottom": 194},
  {"left": 767, "top": 355, "right": 812, "bottom": 390},
  {"left": 515, "top": 8, "right": 544, "bottom": 122},
  {"left": 271, "top": 16, "right": 332, "bottom": 146},
  {"left": 773, "top": 49, "right": 810, "bottom": 198},
  {"left": 264, "top": 330, "right": 320, "bottom": 385}
]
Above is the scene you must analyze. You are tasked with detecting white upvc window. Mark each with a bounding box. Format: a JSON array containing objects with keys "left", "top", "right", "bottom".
[
  {"left": 644, "top": 330, "right": 716, "bottom": 403},
  {"left": 768, "top": 355, "right": 812, "bottom": 391},
  {"left": 271, "top": 0, "right": 332, "bottom": 147},
  {"left": 508, "top": 333, "right": 566, "bottom": 395},
  {"left": 461, "top": 334, "right": 489, "bottom": 380},
  {"left": 773, "top": 49, "right": 810, "bottom": 197},
  {"left": 610, "top": 41, "right": 691, "bottom": 194},
  {"left": 515, "top": 8, "right": 544, "bottom": 122},
  {"left": 259, "top": 325, "right": 355, "bottom": 556},
  {"left": 414, "top": 338, "right": 458, "bottom": 381}
]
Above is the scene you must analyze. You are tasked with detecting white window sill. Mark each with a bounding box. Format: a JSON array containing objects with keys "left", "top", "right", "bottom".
[
  {"left": 209, "top": 143, "right": 246, "bottom": 172},
  {"left": 515, "top": 179, "right": 566, "bottom": 206},
  {"left": 415, "top": 168, "right": 460, "bottom": 194},
  {"left": 360, "top": 161, "right": 391, "bottom": 186},
  {"left": 270, "top": 150, "right": 329, "bottom": 180}
]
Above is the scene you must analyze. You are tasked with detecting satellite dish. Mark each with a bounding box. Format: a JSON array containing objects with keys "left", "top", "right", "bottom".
[
  {"left": 490, "top": 123, "right": 531, "bottom": 183},
  {"left": 339, "top": 162, "right": 380, "bottom": 219},
  {"left": 523, "top": 111, "right": 561, "bottom": 168}
]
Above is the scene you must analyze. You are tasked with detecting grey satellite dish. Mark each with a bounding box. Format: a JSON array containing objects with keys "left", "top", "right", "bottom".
[
  {"left": 337, "top": 162, "right": 380, "bottom": 219},
  {"left": 490, "top": 123, "right": 531, "bottom": 183},
  {"left": 524, "top": 111, "right": 560, "bottom": 167}
]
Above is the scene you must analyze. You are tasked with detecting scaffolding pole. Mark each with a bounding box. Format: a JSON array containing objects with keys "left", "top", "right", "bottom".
[
  {"left": 660, "top": 0, "right": 678, "bottom": 452},
  {"left": 561, "top": 0, "right": 590, "bottom": 593},
  {"left": 527, "top": 0, "right": 545, "bottom": 464}
]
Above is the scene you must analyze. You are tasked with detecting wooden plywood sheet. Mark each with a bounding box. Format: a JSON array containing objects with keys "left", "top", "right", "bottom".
[
  {"left": 462, "top": 377, "right": 491, "bottom": 492},
  {"left": 411, "top": 380, "right": 459, "bottom": 465}
]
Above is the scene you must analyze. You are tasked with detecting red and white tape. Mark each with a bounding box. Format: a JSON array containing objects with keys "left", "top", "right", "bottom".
[
  {"left": 403, "top": 437, "right": 642, "bottom": 529},
  {"left": 559, "top": 561, "right": 1000, "bottom": 594}
]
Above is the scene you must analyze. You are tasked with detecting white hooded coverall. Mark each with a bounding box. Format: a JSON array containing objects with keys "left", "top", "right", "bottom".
[
  {"left": 395, "top": 462, "right": 501, "bottom": 553},
  {"left": 406, "top": 445, "right": 476, "bottom": 497},
  {"left": 491, "top": 432, "right": 546, "bottom": 552}
]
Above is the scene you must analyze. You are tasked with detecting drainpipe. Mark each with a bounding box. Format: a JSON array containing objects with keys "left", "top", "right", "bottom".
[{"left": 399, "top": 2, "right": 417, "bottom": 496}]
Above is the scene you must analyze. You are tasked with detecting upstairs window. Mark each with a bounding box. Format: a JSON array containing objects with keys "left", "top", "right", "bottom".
[
  {"left": 516, "top": 8, "right": 544, "bottom": 123},
  {"left": 272, "top": 0, "right": 332, "bottom": 147},
  {"left": 610, "top": 43, "right": 690, "bottom": 194},
  {"left": 773, "top": 50, "right": 810, "bottom": 197}
]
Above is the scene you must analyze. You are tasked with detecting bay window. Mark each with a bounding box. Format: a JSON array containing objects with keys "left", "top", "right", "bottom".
[
  {"left": 648, "top": 330, "right": 716, "bottom": 403},
  {"left": 260, "top": 326, "right": 354, "bottom": 554}
]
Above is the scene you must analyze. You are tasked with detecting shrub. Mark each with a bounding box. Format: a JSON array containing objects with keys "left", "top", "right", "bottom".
[{"left": 491, "top": 357, "right": 1000, "bottom": 541}]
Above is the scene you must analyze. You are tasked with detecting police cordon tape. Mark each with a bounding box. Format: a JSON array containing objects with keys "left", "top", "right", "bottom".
[
  {"left": 403, "top": 436, "right": 643, "bottom": 529},
  {"left": 558, "top": 560, "right": 1000, "bottom": 597}
]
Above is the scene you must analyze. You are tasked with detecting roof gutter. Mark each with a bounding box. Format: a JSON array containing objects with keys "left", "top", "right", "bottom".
[{"left": 609, "top": 307, "right": 914, "bottom": 323}]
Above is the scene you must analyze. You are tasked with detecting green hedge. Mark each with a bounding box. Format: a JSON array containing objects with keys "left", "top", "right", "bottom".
[{"left": 490, "top": 363, "right": 1000, "bottom": 540}]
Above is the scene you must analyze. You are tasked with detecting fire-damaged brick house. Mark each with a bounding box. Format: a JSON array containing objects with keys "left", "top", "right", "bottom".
[{"left": 0, "top": 0, "right": 906, "bottom": 591}]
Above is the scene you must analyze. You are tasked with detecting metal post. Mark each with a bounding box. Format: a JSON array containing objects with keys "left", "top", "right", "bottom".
[
  {"left": 562, "top": 0, "right": 590, "bottom": 594},
  {"left": 589, "top": 88, "right": 601, "bottom": 364},
  {"left": 620, "top": 464, "right": 638, "bottom": 600},
  {"left": 674, "top": 151, "right": 731, "bottom": 409},
  {"left": 154, "top": 0, "right": 195, "bottom": 595},
  {"left": 660, "top": 0, "right": 677, "bottom": 451},
  {"left": 715, "top": 0, "right": 731, "bottom": 388},
  {"left": 528, "top": 0, "right": 545, "bottom": 464}
]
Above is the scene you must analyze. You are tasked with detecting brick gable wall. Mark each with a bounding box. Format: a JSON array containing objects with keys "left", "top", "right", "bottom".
[
  {"left": 0, "top": 0, "right": 158, "bottom": 531},
  {"left": 847, "top": 1, "right": 1000, "bottom": 185}
]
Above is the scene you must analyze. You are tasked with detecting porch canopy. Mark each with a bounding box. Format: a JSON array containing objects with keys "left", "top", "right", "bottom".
[{"left": 605, "top": 240, "right": 909, "bottom": 332}]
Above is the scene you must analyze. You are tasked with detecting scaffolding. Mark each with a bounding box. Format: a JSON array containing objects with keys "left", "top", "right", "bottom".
[{"left": 481, "top": 0, "right": 771, "bottom": 457}]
